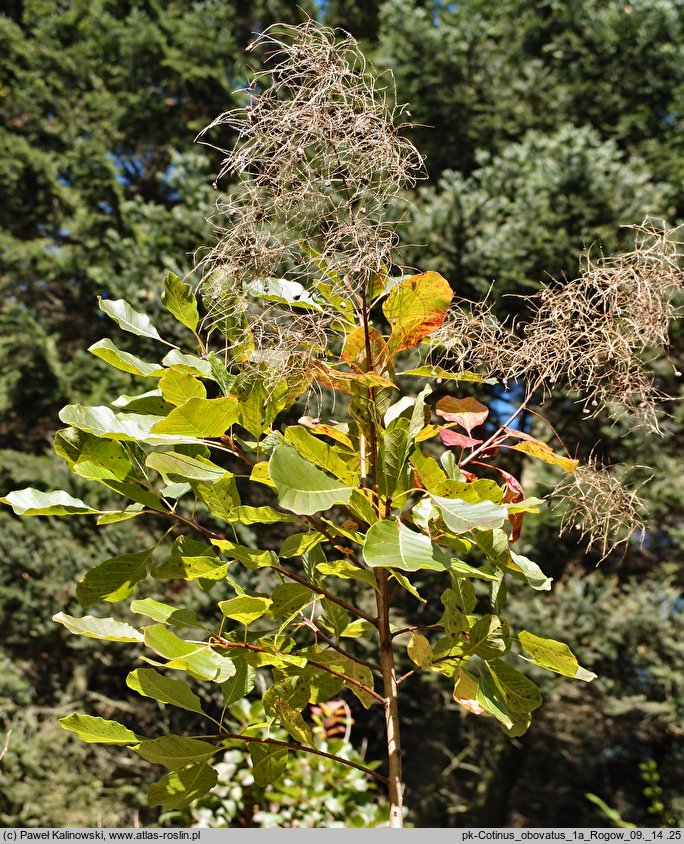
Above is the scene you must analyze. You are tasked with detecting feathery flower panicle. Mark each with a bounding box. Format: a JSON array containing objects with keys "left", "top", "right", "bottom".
[
  {"left": 552, "top": 458, "right": 648, "bottom": 561},
  {"left": 514, "top": 220, "right": 684, "bottom": 430},
  {"left": 196, "top": 21, "right": 423, "bottom": 380}
]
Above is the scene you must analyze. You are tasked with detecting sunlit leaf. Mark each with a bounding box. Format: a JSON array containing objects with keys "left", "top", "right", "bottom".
[
  {"left": 53, "top": 612, "right": 143, "bottom": 642},
  {"left": 126, "top": 668, "right": 205, "bottom": 714},
  {"left": 363, "top": 519, "right": 451, "bottom": 572},
  {"left": 435, "top": 396, "right": 489, "bottom": 434},
  {"left": 488, "top": 659, "right": 543, "bottom": 713},
  {"left": 1, "top": 488, "right": 103, "bottom": 517},
  {"left": 219, "top": 595, "right": 272, "bottom": 627},
  {"left": 161, "top": 272, "right": 200, "bottom": 332},
  {"left": 59, "top": 714, "right": 141, "bottom": 745},
  {"left": 383, "top": 272, "right": 453, "bottom": 351},
  {"left": 145, "top": 451, "right": 226, "bottom": 483},
  {"left": 88, "top": 339, "right": 164, "bottom": 377},
  {"left": 98, "top": 297, "right": 168, "bottom": 344},
  {"left": 399, "top": 366, "right": 496, "bottom": 385},
  {"left": 159, "top": 369, "right": 206, "bottom": 406},
  {"left": 144, "top": 625, "right": 235, "bottom": 682},
  {"left": 270, "top": 446, "right": 354, "bottom": 515},
  {"left": 518, "top": 631, "right": 596, "bottom": 681},
  {"left": 453, "top": 668, "right": 485, "bottom": 715},
  {"left": 509, "top": 439, "right": 579, "bottom": 473},
  {"left": 151, "top": 397, "right": 238, "bottom": 437},
  {"left": 407, "top": 632, "right": 432, "bottom": 668},
  {"left": 430, "top": 494, "right": 508, "bottom": 533}
]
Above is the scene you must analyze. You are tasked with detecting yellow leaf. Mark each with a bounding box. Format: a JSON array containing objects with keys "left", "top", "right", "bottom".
[{"left": 510, "top": 440, "right": 579, "bottom": 473}]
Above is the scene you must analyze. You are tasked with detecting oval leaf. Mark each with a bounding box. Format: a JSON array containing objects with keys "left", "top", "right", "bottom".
[
  {"left": 270, "top": 445, "right": 354, "bottom": 515},
  {"left": 151, "top": 397, "right": 238, "bottom": 437},
  {"left": 161, "top": 272, "right": 200, "bottom": 332},
  {"left": 88, "top": 339, "right": 164, "bottom": 377},
  {"left": 53, "top": 612, "right": 143, "bottom": 642},
  {"left": 99, "top": 297, "right": 167, "bottom": 343},
  {"left": 59, "top": 714, "right": 140, "bottom": 745},
  {"left": 126, "top": 668, "right": 205, "bottom": 714},
  {"left": 383, "top": 272, "right": 453, "bottom": 351},
  {"left": 147, "top": 762, "right": 217, "bottom": 810},
  {"left": 435, "top": 396, "right": 489, "bottom": 435},
  {"left": 249, "top": 743, "right": 289, "bottom": 786},
  {"left": 363, "top": 519, "right": 451, "bottom": 572},
  {"left": 1, "top": 488, "right": 103, "bottom": 517},
  {"left": 134, "top": 736, "right": 216, "bottom": 770},
  {"left": 77, "top": 550, "right": 152, "bottom": 606},
  {"left": 518, "top": 630, "right": 596, "bottom": 682}
]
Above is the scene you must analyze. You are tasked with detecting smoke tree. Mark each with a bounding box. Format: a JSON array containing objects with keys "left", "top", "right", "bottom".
[{"left": 3, "top": 24, "right": 681, "bottom": 828}]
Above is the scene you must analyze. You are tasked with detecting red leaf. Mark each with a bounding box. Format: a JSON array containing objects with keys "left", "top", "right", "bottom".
[
  {"left": 435, "top": 396, "right": 489, "bottom": 434},
  {"left": 439, "top": 428, "right": 483, "bottom": 449}
]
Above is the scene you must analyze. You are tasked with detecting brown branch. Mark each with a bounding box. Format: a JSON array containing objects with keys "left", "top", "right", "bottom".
[
  {"left": 213, "top": 637, "right": 383, "bottom": 704},
  {"left": 272, "top": 563, "right": 378, "bottom": 627},
  {"left": 299, "top": 616, "right": 381, "bottom": 674},
  {"left": 221, "top": 732, "right": 387, "bottom": 786},
  {"left": 391, "top": 623, "right": 444, "bottom": 639}
]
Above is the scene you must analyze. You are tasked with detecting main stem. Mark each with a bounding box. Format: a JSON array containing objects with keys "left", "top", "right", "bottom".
[{"left": 375, "top": 568, "right": 403, "bottom": 828}]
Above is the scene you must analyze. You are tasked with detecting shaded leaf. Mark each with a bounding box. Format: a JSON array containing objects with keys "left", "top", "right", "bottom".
[
  {"left": 221, "top": 660, "right": 256, "bottom": 705},
  {"left": 126, "top": 668, "right": 205, "bottom": 714},
  {"left": 145, "top": 452, "right": 226, "bottom": 483},
  {"left": 439, "top": 428, "right": 483, "bottom": 449},
  {"left": 77, "top": 550, "right": 152, "bottom": 606},
  {"left": 147, "top": 762, "right": 217, "bottom": 810},
  {"left": 134, "top": 736, "right": 216, "bottom": 770},
  {"left": 131, "top": 599, "right": 205, "bottom": 630},
  {"left": 488, "top": 660, "right": 543, "bottom": 713},
  {"left": 453, "top": 668, "right": 485, "bottom": 715},
  {"left": 144, "top": 625, "right": 235, "bottom": 682},
  {"left": 399, "top": 366, "right": 496, "bottom": 385},
  {"left": 249, "top": 743, "right": 289, "bottom": 787}
]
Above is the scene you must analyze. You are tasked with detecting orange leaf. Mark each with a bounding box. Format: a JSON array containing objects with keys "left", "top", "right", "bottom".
[
  {"left": 435, "top": 396, "right": 489, "bottom": 434},
  {"left": 383, "top": 272, "right": 453, "bottom": 352},
  {"left": 342, "top": 326, "right": 390, "bottom": 372},
  {"left": 453, "top": 668, "right": 485, "bottom": 715}
]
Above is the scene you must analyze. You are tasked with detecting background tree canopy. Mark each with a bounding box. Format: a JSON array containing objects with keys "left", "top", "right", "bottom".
[{"left": 1, "top": 0, "right": 683, "bottom": 827}]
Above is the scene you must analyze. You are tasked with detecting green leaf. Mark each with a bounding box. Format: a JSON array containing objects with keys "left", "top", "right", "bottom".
[
  {"left": 55, "top": 428, "right": 134, "bottom": 482},
  {"left": 134, "top": 736, "right": 216, "bottom": 770},
  {"left": 161, "top": 272, "right": 200, "bottom": 332},
  {"left": 227, "top": 505, "right": 298, "bottom": 526},
  {"left": 269, "top": 584, "right": 313, "bottom": 619},
  {"left": 437, "top": 589, "right": 466, "bottom": 635},
  {"left": 390, "top": 570, "right": 426, "bottom": 603},
  {"left": 0, "top": 488, "right": 103, "bottom": 516},
  {"left": 488, "top": 660, "right": 543, "bottom": 713},
  {"left": 383, "top": 271, "right": 453, "bottom": 351},
  {"left": 270, "top": 446, "right": 354, "bottom": 515},
  {"left": 111, "top": 390, "right": 171, "bottom": 415},
  {"left": 316, "top": 560, "right": 377, "bottom": 589},
  {"left": 59, "top": 405, "right": 164, "bottom": 442},
  {"left": 131, "top": 599, "right": 205, "bottom": 630},
  {"left": 77, "top": 550, "right": 153, "bottom": 606},
  {"left": 53, "top": 612, "right": 143, "bottom": 642},
  {"left": 465, "top": 615, "right": 510, "bottom": 661},
  {"left": 321, "top": 598, "right": 349, "bottom": 639},
  {"left": 159, "top": 369, "right": 206, "bottom": 406},
  {"left": 194, "top": 473, "right": 240, "bottom": 520},
  {"left": 144, "top": 625, "right": 235, "bottom": 682},
  {"left": 59, "top": 714, "right": 140, "bottom": 745},
  {"left": 96, "top": 504, "right": 146, "bottom": 525},
  {"left": 450, "top": 576, "right": 477, "bottom": 614},
  {"left": 476, "top": 673, "right": 514, "bottom": 729},
  {"left": 399, "top": 366, "right": 496, "bottom": 385},
  {"left": 379, "top": 417, "right": 411, "bottom": 498},
  {"left": 145, "top": 451, "right": 227, "bottom": 483},
  {"left": 88, "top": 339, "right": 165, "bottom": 377},
  {"left": 219, "top": 595, "right": 272, "bottom": 627},
  {"left": 509, "top": 550, "right": 553, "bottom": 591},
  {"left": 151, "top": 397, "right": 238, "bottom": 437},
  {"left": 410, "top": 448, "right": 447, "bottom": 492},
  {"left": 100, "top": 480, "right": 166, "bottom": 512},
  {"left": 221, "top": 660, "right": 256, "bottom": 705},
  {"left": 211, "top": 540, "right": 275, "bottom": 570},
  {"left": 430, "top": 494, "right": 508, "bottom": 533},
  {"left": 518, "top": 631, "right": 597, "bottom": 681},
  {"left": 246, "top": 277, "right": 322, "bottom": 310},
  {"left": 99, "top": 297, "right": 168, "bottom": 343},
  {"left": 263, "top": 677, "right": 313, "bottom": 744},
  {"left": 127, "top": 668, "right": 205, "bottom": 714},
  {"left": 407, "top": 632, "right": 432, "bottom": 668},
  {"left": 162, "top": 349, "right": 212, "bottom": 377},
  {"left": 249, "top": 743, "right": 289, "bottom": 787},
  {"left": 153, "top": 536, "right": 227, "bottom": 583},
  {"left": 284, "top": 426, "right": 357, "bottom": 485},
  {"left": 363, "top": 519, "right": 451, "bottom": 572},
  {"left": 147, "top": 762, "right": 218, "bottom": 810},
  {"left": 280, "top": 531, "right": 326, "bottom": 559},
  {"left": 472, "top": 529, "right": 552, "bottom": 591}
]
